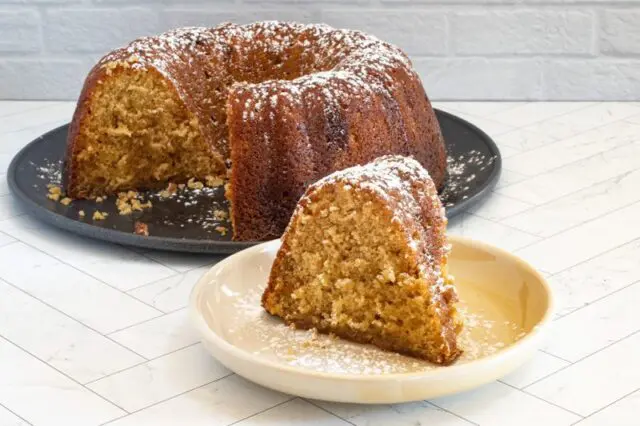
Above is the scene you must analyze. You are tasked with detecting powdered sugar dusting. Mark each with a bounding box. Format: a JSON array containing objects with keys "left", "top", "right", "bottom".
[
  {"left": 441, "top": 150, "right": 497, "bottom": 207},
  {"left": 307, "top": 155, "right": 442, "bottom": 224},
  {"left": 96, "top": 20, "right": 413, "bottom": 124},
  {"left": 31, "top": 159, "right": 62, "bottom": 186},
  {"left": 225, "top": 286, "right": 526, "bottom": 375}
]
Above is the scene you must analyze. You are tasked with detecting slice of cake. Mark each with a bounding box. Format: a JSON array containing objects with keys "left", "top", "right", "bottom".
[{"left": 262, "top": 155, "right": 462, "bottom": 365}]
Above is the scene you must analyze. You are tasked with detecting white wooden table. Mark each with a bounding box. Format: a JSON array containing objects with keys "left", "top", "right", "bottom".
[{"left": 0, "top": 101, "right": 638, "bottom": 426}]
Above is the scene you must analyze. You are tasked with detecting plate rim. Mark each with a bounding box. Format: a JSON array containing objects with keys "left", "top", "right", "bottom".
[
  {"left": 188, "top": 235, "right": 554, "bottom": 385},
  {"left": 7, "top": 109, "right": 502, "bottom": 254}
]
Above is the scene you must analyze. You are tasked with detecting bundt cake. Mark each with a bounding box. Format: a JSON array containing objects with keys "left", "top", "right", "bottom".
[
  {"left": 63, "top": 21, "right": 447, "bottom": 241},
  {"left": 262, "top": 155, "right": 462, "bottom": 365}
]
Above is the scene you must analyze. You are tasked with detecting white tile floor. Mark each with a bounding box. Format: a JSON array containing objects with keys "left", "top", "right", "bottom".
[{"left": 0, "top": 101, "right": 639, "bottom": 425}]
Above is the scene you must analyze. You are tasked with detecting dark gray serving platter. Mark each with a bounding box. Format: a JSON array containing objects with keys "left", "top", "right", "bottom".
[{"left": 7, "top": 109, "right": 501, "bottom": 254}]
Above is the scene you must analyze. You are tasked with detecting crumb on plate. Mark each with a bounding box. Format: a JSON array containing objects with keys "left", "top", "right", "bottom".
[
  {"left": 187, "top": 178, "right": 204, "bottom": 190},
  {"left": 93, "top": 211, "right": 108, "bottom": 220},
  {"left": 205, "top": 175, "right": 224, "bottom": 187},
  {"left": 213, "top": 209, "right": 228, "bottom": 220},
  {"left": 134, "top": 221, "right": 149, "bottom": 236},
  {"left": 47, "top": 185, "right": 62, "bottom": 201}
]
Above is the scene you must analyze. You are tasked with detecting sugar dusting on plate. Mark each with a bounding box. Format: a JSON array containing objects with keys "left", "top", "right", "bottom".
[
  {"left": 225, "top": 287, "right": 526, "bottom": 376},
  {"left": 441, "top": 150, "right": 497, "bottom": 207}
]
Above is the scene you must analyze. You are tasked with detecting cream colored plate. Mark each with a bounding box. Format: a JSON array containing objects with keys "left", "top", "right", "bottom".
[{"left": 189, "top": 236, "right": 554, "bottom": 403}]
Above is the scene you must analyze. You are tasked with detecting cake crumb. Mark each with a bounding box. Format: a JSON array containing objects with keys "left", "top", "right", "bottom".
[
  {"left": 59, "top": 197, "right": 72, "bottom": 206},
  {"left": 95, "top": 196, "right": 104, "bottom": 203},
  {"left": 131, "top": 199, "right": 144, "bottom": 211},
  {"left": 93, "top": 211, "right": 108, "bottom": 220},
  {"left": 134, "top": 221, "right": 149, "bottom": 236},
  {"left": 47, "top": 185, "right": 62, "bottom": 201},
  {"left": 187, "top": 178, "right": 204, "bottom": 190},
  {"left": 78, "top": 210, "right": 85, "bottom": 218},
  {"left": 117, "top": 203, "right": 133, "bottom": 215},
  {"left": 205, "top": 175, "right": 224, "bottom": 187},
  {"left": 215, "top": 226, "right": 227, "bottom": 236},
  {"left": 158, "top": 182, "right": 178, "bottom": 198},
  {"left": 117, "top": 191, "right": 152, "bottom": 214},
  {"left": 213, "top": 209, "right": 228, "bottom": 220}
]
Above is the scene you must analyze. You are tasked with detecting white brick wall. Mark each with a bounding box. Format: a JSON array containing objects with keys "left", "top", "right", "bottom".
[{"left": 1, "top": 0, "right": 639, "bottom": 100}]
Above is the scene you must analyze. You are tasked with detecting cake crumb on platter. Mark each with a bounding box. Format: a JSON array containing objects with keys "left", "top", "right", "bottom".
[
  {"left": 215, "top": 226, "right": 227, "bottom": 236},
  {"left": 47, "top": 185, "right": 62, "bottom": 201},
  {"left": 187, "top": 178, "right": 204, "bottom": 190},
  {"left": 213, "top": 209, "right": 228, "bottom": 220},
  {"left": 78, "top": 210, "right": 85, "bottom": 218},
  {"left": 117, "top": 203, "right": 133, "bottom": 215},
  {"left": 93, "top": 211, "right": 108, "bottom": 220},
  {"left": 130, "top": 199, "right": 144, "bottom": 211},
  {"left": 206, "top": 175, "right": 224, "bottom": 187},
  {"left": 134, "top": 221, "right": 149, "bottom": 236},
  {"left": 116, "top": 190, "right": 152, "bottom": 214},
  {"left": 158, "top": 182, "right": 178, "bottom": 198},
  {"left": 60, "top": 197, "right": 72, "bottom": 206}
]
